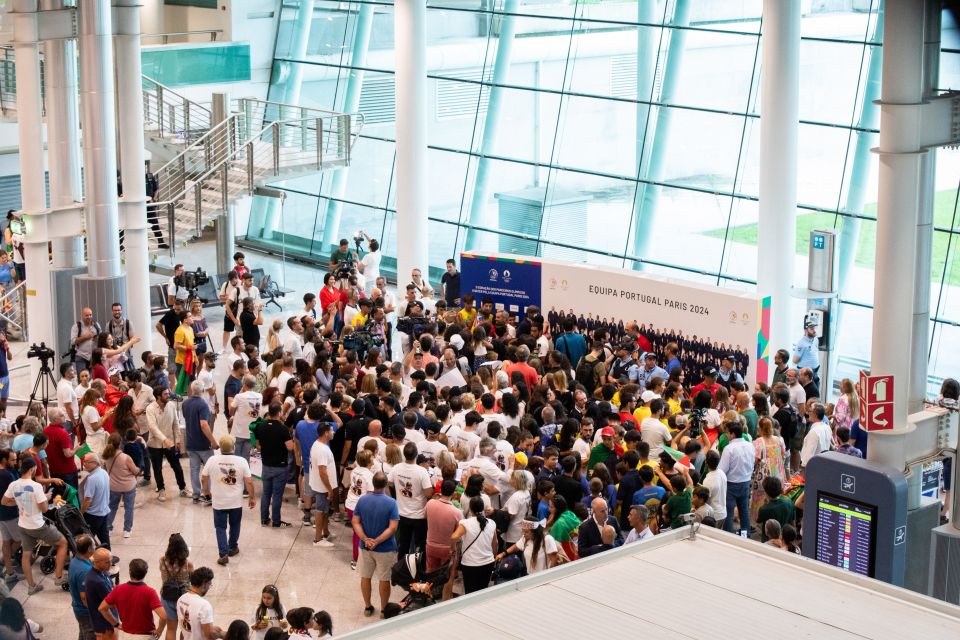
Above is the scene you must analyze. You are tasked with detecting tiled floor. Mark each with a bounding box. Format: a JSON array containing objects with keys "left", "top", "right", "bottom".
[{"left": 11, "top": 239, "right": 407, "bottom": 637}]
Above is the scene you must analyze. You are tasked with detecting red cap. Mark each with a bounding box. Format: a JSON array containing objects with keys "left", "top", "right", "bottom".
[{"left": 600, "top": 426, "right": 615, "bottom": 437}]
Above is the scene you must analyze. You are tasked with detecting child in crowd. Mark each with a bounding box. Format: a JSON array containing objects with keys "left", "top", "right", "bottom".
[
  {"left": 122, "top": 428, "right": 148, "bottom": 487},
  {"left": 691, "top": 486, "right": 716, "bottom": 523},
  {"left": 314, "top": 611, "right": 333, "bottom": 639},
  {"left": 659, "top": 465, "right": 693, "bottom": 530},
  {"left": 252, "top": 584, "right": 287, "bottom": 639},
  {"left": 284, "top": 607, "right": 316, "bottom": 640}
]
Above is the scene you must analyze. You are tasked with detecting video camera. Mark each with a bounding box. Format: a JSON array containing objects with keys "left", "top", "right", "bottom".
[
  {"left": 396, "top": 313, "right": 428, "bottom": 338},
  {"left": 342, "top": 329, "right": 384, "bottom": 359},
  {"left": 174, "top": 267, "right": 210, "bottom": 303},
  {"left": 27, "top": 342, "right": 55, "bottom": 367}
]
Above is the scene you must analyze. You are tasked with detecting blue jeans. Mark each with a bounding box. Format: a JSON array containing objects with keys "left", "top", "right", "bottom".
[
  {"left": 260, "top": 465, "right": 287, "bottom": 525},
  {"left": 107, "top": 489, "right": 136, "bottom": 533},
  {"left": 725, "top": 481, "right": 752, "bottom": 535},
  {"left": 235, "top": 438, "right": 252, "bottom": 463},
  {"left": 188, "top": 449, "right": 214, "bottom": 498},
  {"left": 213, "top": 507, "right": 242, "bottom": 557}
]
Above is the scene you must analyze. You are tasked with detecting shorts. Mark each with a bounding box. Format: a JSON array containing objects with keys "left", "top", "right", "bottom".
[
  {"left": 301, "top": 472, "right": 315, "bottom": 500},
  {"left": 18, "top": 522, "right": 63, "bottom": 548},
  {"left": 358, "top": 549, "right": 394, "bottom": 581},
  {"left": 223, "top": 305, "right": 236, "bottom": 331},
  {"left": 0, "top": 376, "right": 8, "bottom": 400},
  {"left": 13, "top": 263, "right": 24, "bottom": 282},
  {"left": 161, "top": 598, "right": 178, "bottom": 622},
  {"left": 313, "top": 491, "right": 329, "bottom": 512},
  {"left": 0, "top": 519, "right": 20, "bottom": 543},
  {"left": 425, "top": 543, "right": 451, "bottom": 573}
]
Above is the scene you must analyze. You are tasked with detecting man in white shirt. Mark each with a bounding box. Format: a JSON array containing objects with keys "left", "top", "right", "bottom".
[
  {"left": 800, "top": 402, "right": 833, "bottom": 469},
  {"left": 301, "top": 292, "right": 318, "bottom": 322},
  {"left": 717, "top": 421, "right": 754, "bottom": 536},
  {"left": 282, "top": 316, "right": 304, "bottom": 360},
  {"left": 639, "top": 399, "right": 672, "bottom": 459},
  {"left": 238, "top": 272, "right": 260, "bottom": 305},
  {"left": 146, "top": 386, "right": 187, "bottom": 501},
  {"left": 166, "top": 264, "right": 188, "bottom": 306},
  {"left": 456, "top": 412, "right": 483, "bottom": 459},
  {"left": 357, "top": 420, "right": 388, "bottom": 462},
  {"left": 357, "top": 237, "right": 381, "bottom": 297},
  {"left": 196, "top": 353, "right": 219, "bottom": 428},
  {"left": 375, "top": 277, "right": 395, "bottom": 316},
  {"left": 218, "top": 270, "right": 241, "bottom": 354},
  {"left": 57, "top": 363, "right": 79, "bottom": 428},
  {"left": 387, "top": 442, "right": 434, "bottom": 559},
  {"left": 309, "top": 423, "right": 338, "bottom": 547},
  {"left": 786, "top": 368, "right": 807, "bottom": 411},
  {"left": 531, "top": 322, "right": 552, "bottom": 359},
  {"left": 201, "top": 435, "right": 255, "bottom": 565},
  {"left": 2, "top": 457, "right": 68, "bottom": 593},
  {"left": 418, "top": 422, "right": 447, "bottom": 461},
  {"left": 230, "top": 375, "right": 262, "bottom": 464},
  {"left": 269, "top": 355, "right": 295, "bottom": 393},
  {"left": 468, "top": 438, "right": 508, "bottom": 505},
  {"left": 624, "top": 504, "right": 654, "bottom": 544},
  {"left": 176, "top": 566, "right": 222, "bottom": 640}
]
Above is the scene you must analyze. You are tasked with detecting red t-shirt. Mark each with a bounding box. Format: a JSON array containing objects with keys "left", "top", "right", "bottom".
[
  {"left": 505, "top": 362, "right": 539, "bottom": 392},
  {"left": 43, "top": 424, "right": 77, "bottom": 475},
  {"left": 319, "top": 286, "right": 342, "bottom": 316},
  {"left": 103, "top": 581, "right": 162, "bottom": 634},
  {"left": 92, "top": 363, "right": 109, "bottom": 383},
  {"left": 690, "top": 382, "right": 721, "bottom": 401}
]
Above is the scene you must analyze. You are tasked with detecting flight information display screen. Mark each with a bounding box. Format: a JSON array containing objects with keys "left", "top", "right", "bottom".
[{"left": 814, "top": 492, "right": 877, "bottom": 577}]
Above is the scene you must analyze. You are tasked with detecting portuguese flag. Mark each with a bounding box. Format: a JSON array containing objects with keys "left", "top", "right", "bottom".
[
  {"left": 174, "top": 348, "right": 194, "bottom": 396},
  {"left": 662, "top": 445, "right": 691, "bottom": 469}
]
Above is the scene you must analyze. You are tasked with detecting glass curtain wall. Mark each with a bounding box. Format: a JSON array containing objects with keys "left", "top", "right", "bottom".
[{"left": 245, "top": 0, "right": 960, "bottom": 395}]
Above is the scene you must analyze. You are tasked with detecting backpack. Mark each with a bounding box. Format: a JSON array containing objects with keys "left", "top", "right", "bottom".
[
  {"left": 610, "top": 357, "right": 636, "bottom": 381},
  {"left": 575, "top": 355, "right": 603, "bottom": 394},
  {"left": 68, "top": 321, "right": 102, "bottom": 362}
]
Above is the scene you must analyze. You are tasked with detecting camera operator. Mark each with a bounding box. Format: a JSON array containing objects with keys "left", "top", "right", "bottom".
[
  {"left": 328, "top": 238, "right": 352, "bottom": 273},
  {"left": 355, "top": 233, "right": 381, "bottom": 297},
  {"left": 218, "top": 270, "right": 241, "bottom": 354},
  {"left": 69, "top": 307, "right": 102, "bottom": 374},
  {"left": 166, "top": 264, "right": 189, "bottom": 306}
]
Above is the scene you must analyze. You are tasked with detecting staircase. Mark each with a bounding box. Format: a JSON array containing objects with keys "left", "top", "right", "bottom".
[
  {"left": 0, "top": 45, "right": 363, "bottom": 258},
  {"left": 150, "top": 99, "right": 359, "bottom": 253}
]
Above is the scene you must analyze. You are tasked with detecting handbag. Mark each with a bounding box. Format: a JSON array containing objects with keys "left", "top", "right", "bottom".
[
  {"left": 161, "top": 578, "right": 187, "bottom": 602},
  {"left": 750, "top": 439, "right": 771, "bottom": 493},
  {"left": 457, "top": 526, "right": 483, "bottom": 570}
]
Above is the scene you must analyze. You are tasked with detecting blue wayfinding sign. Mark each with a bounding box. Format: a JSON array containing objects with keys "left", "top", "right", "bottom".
[{"left": 460, "top": 253, "right": 542, "bottom": 317}]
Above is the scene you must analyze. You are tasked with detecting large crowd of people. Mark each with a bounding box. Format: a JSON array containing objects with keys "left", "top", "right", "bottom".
[{"left": 0, "top": 240, "right": 953, "bottom": 639}]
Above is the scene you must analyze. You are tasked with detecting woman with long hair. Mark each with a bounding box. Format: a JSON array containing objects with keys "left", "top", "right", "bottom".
[
  {"left": 110, "top": 394, "right": 137, "bottom": 436},
  {"left": 833, "top": 378, "right": 860, "bottom": 431},
  {"left": 496, "top": 516, "right": 558, "bottom": 574},
  {"left": 96, "top": 331, "right": 140, "bottom": 371},
  {"left": 189, "top": 299, "right": 210, "bottom": 356},
  {"left": 450, "top": 496, "right": 498, "bottom": 594},
  {"left": 159, "top": 533, "right": 193, "bottom": 640},
  {"left": 750, "top": 417, "right": 788, "bottom": 528},
  {"left": 79, "top": 388, "right": 105, "bottom": 453},
  {"left": 103, "top": 432, "right": 139, "bottom": 539},
  {"left": 460, "top": 473, "right": 491, "bottom": 517}
]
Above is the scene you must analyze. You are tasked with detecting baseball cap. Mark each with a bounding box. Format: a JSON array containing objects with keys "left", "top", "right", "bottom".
[
  {"left": 640, "top": 390, "right": 660, "bottom": 403},
  {"left": 448, "top": 334, "right": 465, "bottom": 350},
  {"left": 426, "top": 421, "right": 442, "bottom": 435},
  {"left": 703, "top": 366, "right": 718, "bottom": 377},
  {"left": 723, "top": 354, "right": 735, "bottom": 362},
  {"left": 107, "top": 365, "right": 123, "bottom": 377},
  {"left": 804, "top": 320, "right": 817, "bottom": 328},
  {"left": 643, "top": 351, "right": 656, "bottom": 360},
  {"left": 600, "top": 426, "right": 615, "bottom": 438}
]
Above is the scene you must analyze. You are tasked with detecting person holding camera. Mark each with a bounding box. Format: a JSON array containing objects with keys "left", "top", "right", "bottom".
[
  {"left": 329, "top": 239, "right": 352, "bottom": 273},
  {"left": 166, "top": 264, "right": 189, "bottom": 307},
  {"left": 218, "top": 270, "right": 241, "bottom": 355},
  {"left": 355, "top": 234, "right": 381, "bottom": 297}
]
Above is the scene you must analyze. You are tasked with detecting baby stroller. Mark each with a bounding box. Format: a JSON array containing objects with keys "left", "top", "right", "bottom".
[
  {"left": 31, "top": 503, "right": 92, "bottom": 590},
  {"left": 389, "top": 552, "right": 451, "bottom": 614}
]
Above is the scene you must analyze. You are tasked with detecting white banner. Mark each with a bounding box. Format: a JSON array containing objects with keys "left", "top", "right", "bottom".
[{"left": 538, "top": 259, "right": 762, "bottom": 388}]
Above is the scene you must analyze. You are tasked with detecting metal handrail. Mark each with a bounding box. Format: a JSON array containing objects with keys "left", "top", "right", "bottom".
[
  {"left": 141, "top": 29, "right": 223, "bottom": 44},
  {"left": 237, "top": 97, "right": 365, "bottom": 151},
  {"left": 0, "top": 281, "right": 28, "bottom": 341},
  {"left": 142, "top": 75, "right": 212, "bottom": 141}
]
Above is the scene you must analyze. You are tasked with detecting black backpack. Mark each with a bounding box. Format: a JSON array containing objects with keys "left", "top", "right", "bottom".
[{"left": 575, "top": 355, "right": 603, "bottom": 393}]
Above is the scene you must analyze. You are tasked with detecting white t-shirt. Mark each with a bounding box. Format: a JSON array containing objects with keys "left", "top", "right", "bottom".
[
  {"left": 57, "top": 378, "right": 79, "bottom": 419},
  {"left": 477, "top": 414, "right": 506, "bottom": 439},
  {"left": 503, "top": 490, "right": 531, "bottom": 544},
  {"left": 456, "top": 429, "right": 481, "bottom": 458},
  {"left": 360, "top": 251, "right": 381, "bottom": 285},
  {"left": 177, "top": 592, "right": 215, "bottom": 640},
  {"left": 419, "top": 439, "right": 446, "bottom": 461},
  {"left": 3, "top": 477, "right": 46, "bottom": 529},
  {"left": 516, "top": 533, "right": 558, "bottom": 573},
  {"left": 343, "top": 465, "right": 374, "bottom": 511},
  {"left": 458, "top": 517, "right": 496, "bottom": 567},
  {"left": 82, "top": 406, "right": 107, "bottom": 456},
  {"left": 572, "top": 438, "right": 591, "bottom": 463},
  {"left": 356, "top": 436, "right": 387, "bottom": 462},
  {"left": 197, "top": 369, "right": 217, "bottom": 414},
  {"left": 702, "top": 468, "right": 727, "bottom": 520},
  {"left": 239, "top": 285, "right": 260, "bottom": 304},
  {"left": 272, "top": 371, "right": 293, "bottom": 394},
  {"left": 640, "top": 417, "right": 672, "bottom": 459},
  {"left": 494, "top": 440, "right": 515, "bottom": 472},
  {"left": 231, "top": 391, "right": 263, "bottom": 440},
  {"left": 388, "top": 462, "right": 433, "bottom": 519},
  {"left": 309, "top": 440, "right": 337, "bottom": 493},
  {"left": 283, "top": 333, "right": 304, "bottom": 360},
  {"left": 625, "top": 527, "right": 655, "bottom": 544},
  {"left": 201, "top": 454, "right": 252, "bottom": 510}
]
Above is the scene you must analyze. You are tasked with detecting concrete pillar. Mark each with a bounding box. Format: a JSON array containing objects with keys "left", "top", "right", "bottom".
[
  {"left": 757, "top": 0, "right": 800, "bottom": 382},
  {"left": 140, "top": 0, "right": 164, "bottom": 36},
  {"left": 76, "top": 0, "right": 127, "bottom": 323},
  {"left": 212, "top": 93, "right": 235, "bottom": 276},
  {"left": 394, "top": 0, "right": 429, "bottom": 284},
  {"left": 868, "top": 0, "right": 926, "bottom": 464},
  {"left": 114, "top": 0, "right": 151, "bottom": 360},
  {"left": 10, "top": 0, "right": 54, "bottom": 361}
]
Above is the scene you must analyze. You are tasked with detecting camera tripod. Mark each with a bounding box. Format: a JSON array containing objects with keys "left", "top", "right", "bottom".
[{"left": 25, "top": 358, "right": 57, "bottom": 417}]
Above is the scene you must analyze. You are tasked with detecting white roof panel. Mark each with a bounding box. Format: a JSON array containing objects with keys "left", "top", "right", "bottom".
[{"left": 340, "top": 527, "right": 960, "bottom": 640}]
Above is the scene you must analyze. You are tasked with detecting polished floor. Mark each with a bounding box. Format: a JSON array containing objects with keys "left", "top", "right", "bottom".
[{"left": 11, "top": 243, "right": 406, "bottom": 637}]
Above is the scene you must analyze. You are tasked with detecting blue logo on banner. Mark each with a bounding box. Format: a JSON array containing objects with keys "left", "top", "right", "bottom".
[
  {"left": 813, "top": 234, "right": 825, "bottom": 250},
  {"left": 461, "top": 255, "right": 541, "bottom": 318}
]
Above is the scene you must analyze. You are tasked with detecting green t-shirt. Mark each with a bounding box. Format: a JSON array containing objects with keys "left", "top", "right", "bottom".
[
  {"left": 741, "top": 408, "right": 759, "bottom": 439},
  {"left": 330, "top": 248, "right": 351, "bottom": 266},
  {"left": 716, "top": 432, "right": 752, "bottom": 454},
  {"left": 757, "top": 496, "right": 796, "bottom": 539},
  {"left": 666, "top": 487, "right": 693, "bottom": 529}
]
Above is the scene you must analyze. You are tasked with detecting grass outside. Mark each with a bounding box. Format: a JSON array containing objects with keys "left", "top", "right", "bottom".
[{"left": 706, "top": 190, "right": 960, "bottom": 286}]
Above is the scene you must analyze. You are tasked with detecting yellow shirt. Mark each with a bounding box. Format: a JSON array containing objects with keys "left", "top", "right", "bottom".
[
  {"left": 351, "top": 312, "right": 368, "bottom": 327},
  {"left": 633, "top": 406, "right": 651, "bottom": 424},
  {"left": 173, "top": 324, "right": 194, "bottom": 365},
  {"left": 459, "top": 307, "right": 477, "bottom": 328},
  {"left": 667, "top": 398, "right": 682, "bottom": 416}
]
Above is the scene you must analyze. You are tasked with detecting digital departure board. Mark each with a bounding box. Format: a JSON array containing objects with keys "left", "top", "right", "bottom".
[{"left": 814, "top": 492, "right": 877, "bottom": 577}]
